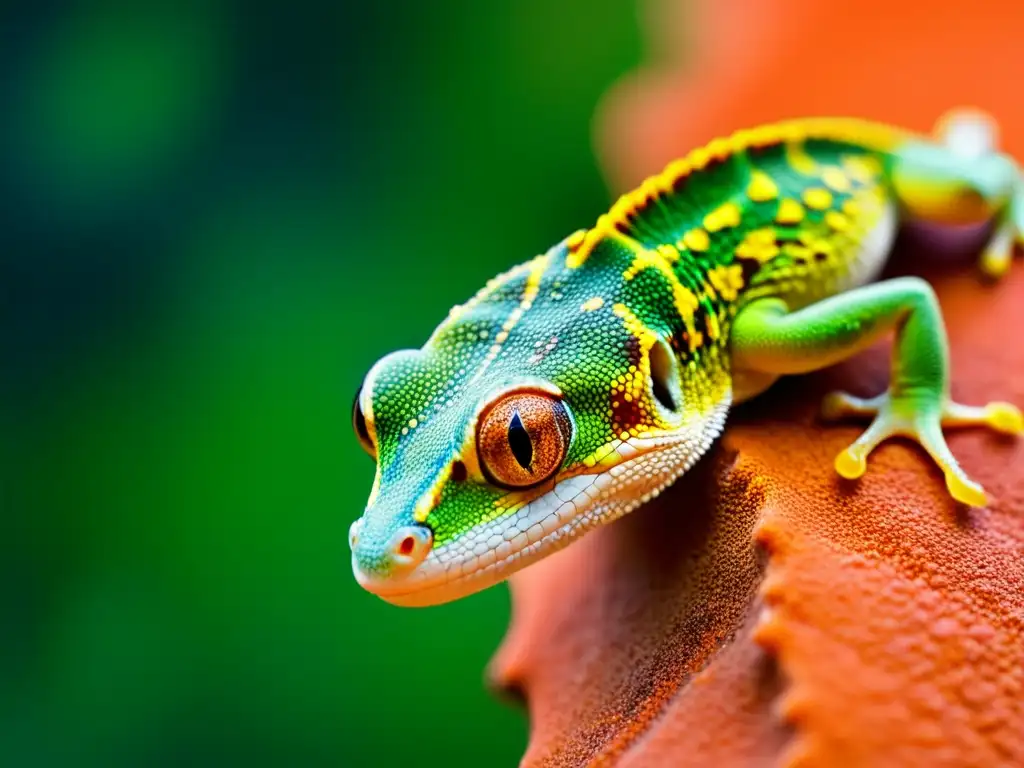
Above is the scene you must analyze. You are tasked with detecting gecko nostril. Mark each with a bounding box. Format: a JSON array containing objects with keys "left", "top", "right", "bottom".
[{"left": 388, "top": 525, "right": 433, "bottom": 568}]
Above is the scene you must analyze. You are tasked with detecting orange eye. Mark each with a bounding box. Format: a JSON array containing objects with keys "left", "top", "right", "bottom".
[{"left": 477, "top": 391, "right": 572, "bottom": 488}]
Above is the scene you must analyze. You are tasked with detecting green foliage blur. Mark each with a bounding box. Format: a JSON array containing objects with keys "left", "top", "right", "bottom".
[{"left": 4, "top": 2, "right": 640, "bottom": 766}]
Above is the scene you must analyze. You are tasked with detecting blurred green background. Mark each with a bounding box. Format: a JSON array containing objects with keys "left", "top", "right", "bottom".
[{"left": 4, "top": 2, "right": 640, "bottom": 765}]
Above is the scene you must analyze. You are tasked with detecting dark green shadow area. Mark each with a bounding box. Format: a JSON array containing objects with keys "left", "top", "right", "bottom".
[{"left": 3, "top": 1, "right": 640, "bottom": 766}]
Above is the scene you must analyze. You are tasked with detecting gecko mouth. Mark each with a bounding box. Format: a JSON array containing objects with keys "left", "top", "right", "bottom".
[{"left": 354, "top": 430, "right": 719, "bottom": 607}]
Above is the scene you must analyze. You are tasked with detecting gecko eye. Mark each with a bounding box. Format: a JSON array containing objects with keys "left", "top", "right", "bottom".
[
  {"left": 352, "top": 388, "right": 375, "bottom": 459},
  {"left": 477, "top": 391, "right": 572, "bottom": 489}
]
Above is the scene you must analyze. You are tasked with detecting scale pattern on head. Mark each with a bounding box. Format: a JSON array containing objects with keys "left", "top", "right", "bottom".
[
  {"left": 351, "top": 117, "right": 905, "bottom": 604},
  {"left": 351, "top": 226, "right": 734, "bottom": 603}
]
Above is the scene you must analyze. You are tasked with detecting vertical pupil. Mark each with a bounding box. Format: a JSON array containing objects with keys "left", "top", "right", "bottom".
[{"left": 507, "top": 411, "right": 534, "bottom": 470}]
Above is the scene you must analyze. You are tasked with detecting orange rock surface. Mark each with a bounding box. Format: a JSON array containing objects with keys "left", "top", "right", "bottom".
[{"left": 490, "top": 1, "right": 1024, "bottom": 765}]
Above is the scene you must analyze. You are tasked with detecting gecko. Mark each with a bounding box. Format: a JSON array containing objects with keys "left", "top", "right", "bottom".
[{"left": 349, "top": 110, "right": 1023, "bottom": 606}]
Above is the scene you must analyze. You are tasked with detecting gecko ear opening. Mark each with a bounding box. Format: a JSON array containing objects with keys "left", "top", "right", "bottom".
[{"left": 649, "top": 336, "right": 681, "bottom": 413}]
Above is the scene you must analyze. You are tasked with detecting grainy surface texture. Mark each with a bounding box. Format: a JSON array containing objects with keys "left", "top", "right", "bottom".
[
  {"left": 492, "top": 256, "right": 1024, "bottom": 767},
  {"left": 490, "top": 0, "right": 1024, "bottom": 765}
]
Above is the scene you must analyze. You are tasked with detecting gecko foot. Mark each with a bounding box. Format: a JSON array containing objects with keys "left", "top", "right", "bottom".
[
  {"left": 821, "top": 389, "right": 1023, "bottom": 506},
  {"left": 978, "top": 218, "right": 1019, "bottom": 280},
  {"left": 932, "top": 109, "right": 1023, "bottom": 281}
]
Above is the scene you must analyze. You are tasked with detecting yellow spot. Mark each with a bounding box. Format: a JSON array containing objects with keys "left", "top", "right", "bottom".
[
  {"left": 746, "top": 170, "right": 779, "bottom": 202},
  {"left": 683, "top": 228, "right": 710, "bottom": 252},
  {"left": 775, "top": 198, "right": 805, "bottom": 225},
  {"left": 735, "top": 228, "right": 779, "bottom": 263},
  {"left": 581, "top": 296, "right": 605, "bottom": 312},
  {"left": 786, "top": 141, "right": 817, "bottom": 174},
  {"left": 822, "top": 167, "right": 851, "bottom": 193},
  {"left": 825, "top": 210, "right": 850, "bottom": 232},
  {"left": 706, "top": 264, "right": 745, "bottom": 302},
  {"left": 566, "top": 228, "right": 586, "bottom": 250},
  {"left": 408, "top": 418, "right": 418, "bottom": 429},
  {"left": 803, "top": 187, "right": 833, "bottom": 210},
  {"left": 703, "top": 201, "right": 741, "bottom": 232},
  {"left": 841, "top": 154, "right": 883, "bottom": 184},
  {"left": 842, "top": 199, "right": 861, "bottom": 217}
]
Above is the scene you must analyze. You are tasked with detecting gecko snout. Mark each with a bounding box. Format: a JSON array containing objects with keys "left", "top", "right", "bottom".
[{"left": 350, "top": 520, "right": 433, "bottom": 592}]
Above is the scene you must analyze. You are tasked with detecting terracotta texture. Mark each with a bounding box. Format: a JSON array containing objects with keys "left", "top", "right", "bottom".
[{"left": 490, "top": 1, "right": 1024, "bottom": 765}]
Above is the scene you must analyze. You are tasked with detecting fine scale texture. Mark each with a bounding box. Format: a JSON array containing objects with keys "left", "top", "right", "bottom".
[{"left": 490, "top": 0, "right": 1024, "bottom": 765}]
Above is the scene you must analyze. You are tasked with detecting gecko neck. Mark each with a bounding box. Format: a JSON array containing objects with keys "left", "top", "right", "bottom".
[{"left": 559, "top": 231, "right": 735, "bottom": 422}]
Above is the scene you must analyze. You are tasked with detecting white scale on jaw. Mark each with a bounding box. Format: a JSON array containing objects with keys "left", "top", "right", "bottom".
[{"left": 376, "top": 397, "right": 730, "bottom": 604}]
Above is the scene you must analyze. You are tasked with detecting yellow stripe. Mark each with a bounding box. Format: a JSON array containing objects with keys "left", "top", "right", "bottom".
[
  {"left": 414, "top": 461, "right": 454, "bottom": 523},
  {"left": 566, "top": 118, "right": 907, "bottom": 268},
  {"left": 621, "top": 245, "right": 700, "bottom": 325},
  {"left": 786, "top": 141, "right": 818, "bottom": 174},
  {"left": 471, "top": 253, "right": 550, "bottom": 378}
]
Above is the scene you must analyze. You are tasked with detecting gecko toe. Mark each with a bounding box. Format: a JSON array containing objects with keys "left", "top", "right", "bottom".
[
  {"left": 834, "top": 448, "right": 868, "bottom": 480},
  {"left": 985, "top": 402, "right": 1024, "bottom": 434},
  {"left": 945, "top": 473, "right": 988, "bottom": 507}
]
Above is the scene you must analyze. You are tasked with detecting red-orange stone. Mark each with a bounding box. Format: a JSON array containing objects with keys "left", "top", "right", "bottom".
[{"left": 492, "top": 1, "right": 1024, "bottom": 764}]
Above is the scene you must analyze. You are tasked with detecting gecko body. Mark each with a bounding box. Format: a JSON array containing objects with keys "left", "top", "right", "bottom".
[{"left": 350, "top": 111, "right": 1023, "bottom": 606}]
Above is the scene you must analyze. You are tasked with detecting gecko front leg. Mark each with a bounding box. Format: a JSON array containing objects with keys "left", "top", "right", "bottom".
[{"left": 731, "top": 278, "right": 1023, "bottom": 506}]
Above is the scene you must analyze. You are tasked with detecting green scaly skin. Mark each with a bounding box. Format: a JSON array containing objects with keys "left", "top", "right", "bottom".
[{"left": 350, "top": 110, "right": 1024, "bottom": 607}]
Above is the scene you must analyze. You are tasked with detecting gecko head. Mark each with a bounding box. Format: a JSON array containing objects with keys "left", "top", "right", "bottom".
[{"left": 348, "top": 245, "right": 730, "bottom": 606}]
